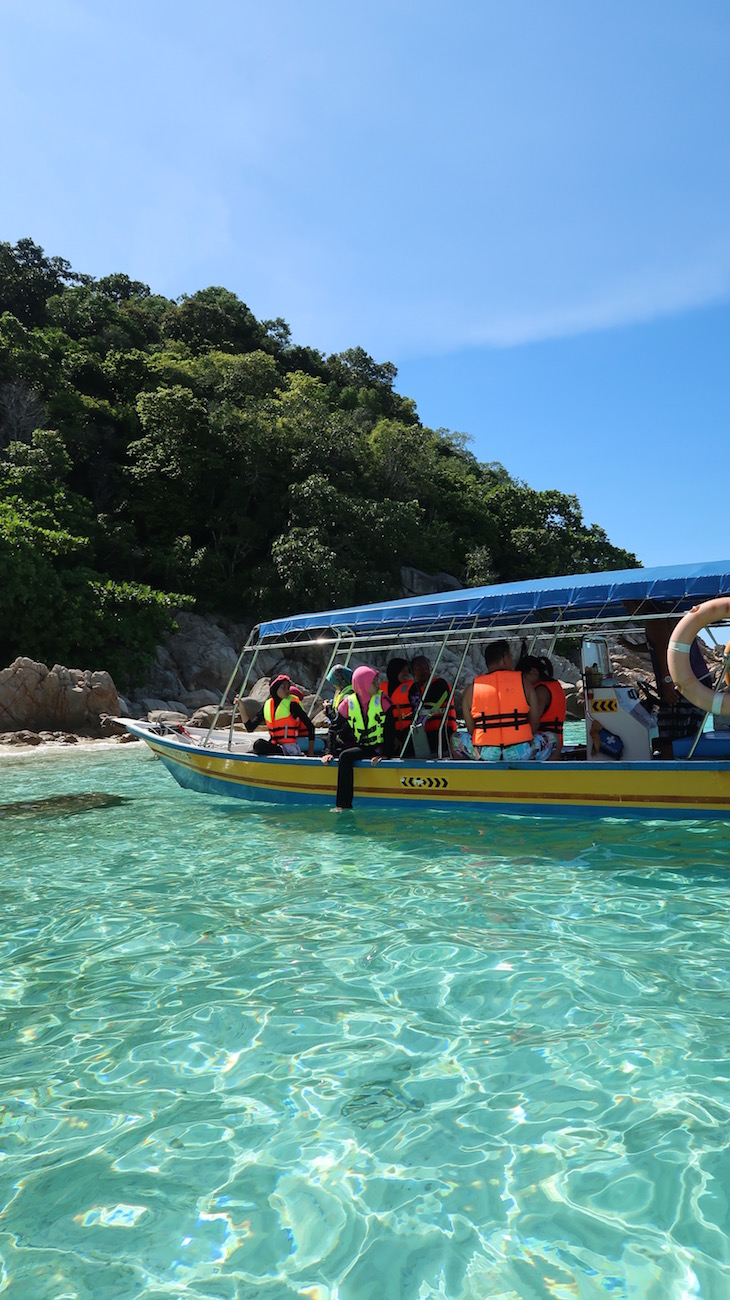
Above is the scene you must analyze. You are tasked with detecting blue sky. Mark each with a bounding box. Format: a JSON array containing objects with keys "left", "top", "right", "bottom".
[{"left": 2, "top": 0, "right": 729, "bottom": 568}]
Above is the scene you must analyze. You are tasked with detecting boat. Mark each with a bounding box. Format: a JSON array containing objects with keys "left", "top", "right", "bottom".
[{"left": 123, "top": 561, "right": 730, "bottom": 820}]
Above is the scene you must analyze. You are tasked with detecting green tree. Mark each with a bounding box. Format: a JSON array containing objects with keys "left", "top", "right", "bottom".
[
  {"left": 47, "top": 285, "right": 144, "bottom": 353},
  {"left": 326, "top": 346, "right": 417, "bottom": 424},
  {"left": 483, "top": 484, "right": 637, "bottom": 580},
  {"left": 207, "top": 350, "right": 281, "bottom": 403},
  {"left": 272, "top": 472, "right": 422, "bottom": 609},
  {"left": 0, "top": 237, "right": 89, "bottom": 328},
  {"left": 163, "top": 287, "right": 264, "bottom": 354},
  {"left": 0, "top": 236, "right": 641, "bottom": 682},
  {"left": 94, "top": 272, "right": 152, "bottom": 302}
]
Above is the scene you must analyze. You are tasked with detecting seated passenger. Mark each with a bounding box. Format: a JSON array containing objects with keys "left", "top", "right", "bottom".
[
  {"left": 534, "top": 656, "right": 566, "bottom": 756},
  {"left": 462, "top": 640, "right": 541, "bottom": 762},
  {"left": 326, "top": 663, "right": 354, "bottom": 713},
  {"left": 322, "top": 690, "right": 354, "bottom": 759},
  {"left": 253, "top": 674, "right": 315, "bottom": 757},
  {"left": 322, "top": 665, "right": 395, "bottom": 810},
  {"left": 386, "top": 658, "right": 421, "bottom": 757},
  {"left": 411, "top": 655, "right": 457, "bottom": 755},
  {"left": 516, "top": 651, "right": 566, "bottom": 758}
]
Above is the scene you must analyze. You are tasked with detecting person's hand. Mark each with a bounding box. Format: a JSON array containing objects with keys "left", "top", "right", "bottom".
[
  {"left": 370, "top": 755, "right": 381, "bottom": 766},
  {"left": 321, "top": 752, "right": 334, "bottom": 764}
]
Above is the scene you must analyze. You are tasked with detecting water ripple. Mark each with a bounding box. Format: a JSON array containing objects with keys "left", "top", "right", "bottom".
[{"left": 0, "top": 747, "right": 729, "bottom": 1297}]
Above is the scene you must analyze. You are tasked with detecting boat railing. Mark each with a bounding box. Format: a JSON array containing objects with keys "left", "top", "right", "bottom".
[{"left": 201, "top": 607, "right": 730, "bottom": 757}]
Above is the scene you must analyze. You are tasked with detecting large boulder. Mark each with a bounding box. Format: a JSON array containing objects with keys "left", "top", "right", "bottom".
[
  {"left": 139, "top": 645, "right": 187, "bottom": 704},
  {"left": 179, "top": 688, "right": 220, "bottom": 710},
  {"left": 0, "top": 658, "right": 120, "bottom": 734},
  {"left": 139, "top": 696, "right": 189, "bottom": 715},
  {"left": 249, "top": 676, "right": 274, "bottom": 704},
  {"left": 163, "top": 613, "right": 246, "bottom": 695},
  {"left": 136, "top": 611, "right": 329, "bottom": 709},
  {"left": 187, "top": 705, "right": 236, "bottom": 729}
]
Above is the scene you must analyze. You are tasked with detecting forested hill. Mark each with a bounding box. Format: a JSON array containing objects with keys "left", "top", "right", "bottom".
[{"left": 0, "top": 237, "right": 638, "bottom": 685}]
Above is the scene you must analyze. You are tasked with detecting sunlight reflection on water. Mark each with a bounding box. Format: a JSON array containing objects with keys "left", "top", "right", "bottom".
[{"left": 0, "top": 744, "right": 729, "bottom": 1298}]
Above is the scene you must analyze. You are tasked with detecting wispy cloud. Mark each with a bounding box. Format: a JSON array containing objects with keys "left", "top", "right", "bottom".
[
  {"left": 418, "top": 241, "right": 730, "bottom": 354},
  {"left": 237, "top": 232, "right": 730, "bottom": 359}
]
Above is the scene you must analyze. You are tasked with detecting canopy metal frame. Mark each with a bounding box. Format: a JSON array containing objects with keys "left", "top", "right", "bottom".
[{"left": 199, "top": 586, "right": 730, "bottom": 756}]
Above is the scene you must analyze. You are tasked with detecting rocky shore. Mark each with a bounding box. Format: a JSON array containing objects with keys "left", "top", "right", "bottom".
[{"left": 0, "top": 659, "right": 125, "bottom": 748}]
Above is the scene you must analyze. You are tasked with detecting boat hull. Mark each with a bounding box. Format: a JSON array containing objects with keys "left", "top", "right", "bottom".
[{"left": 127, "top": 723, "right": 730, "bottom": 820}]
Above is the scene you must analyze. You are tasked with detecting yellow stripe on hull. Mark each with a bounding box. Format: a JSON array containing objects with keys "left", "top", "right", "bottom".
[{"left": 140, "top": 733, "right": 730, "bottom": 819}]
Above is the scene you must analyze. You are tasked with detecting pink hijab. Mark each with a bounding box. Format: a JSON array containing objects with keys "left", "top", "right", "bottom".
[{"left": 338, "top": 665, "right": 389, "bottom": 719}]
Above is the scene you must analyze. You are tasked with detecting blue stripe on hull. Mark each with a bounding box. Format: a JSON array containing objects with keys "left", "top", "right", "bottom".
[{"left": 157, "top": 754, "right": 322, "bottom": 806}]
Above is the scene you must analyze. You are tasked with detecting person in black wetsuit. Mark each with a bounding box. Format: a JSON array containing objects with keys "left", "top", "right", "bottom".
[{"left": 321, "top": 665, "right": 396, "bottom": 810}]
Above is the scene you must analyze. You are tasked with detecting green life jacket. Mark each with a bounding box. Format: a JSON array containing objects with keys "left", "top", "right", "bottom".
[
  {"left": 346, "top": 691, "right": 386, "bottom": 746},
  {"left": 333, "top": 683, "right": 355, "bottom": 711}
]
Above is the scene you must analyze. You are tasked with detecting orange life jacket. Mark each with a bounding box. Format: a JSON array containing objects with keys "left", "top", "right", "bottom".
[
  {"left": 389, "top": 680, "right": 417, "bottom": 732},
  {"left": 535, "top": 679, "right": 566, "bottom": 738},
  {"left": 471, "top": 671, "right": 533, "bottom": 747},
  {"left": 264, "top": 696, "right": 308, "bottom": 745},
  {"left": 423, "top": 680, "right": 457, "bottom": 734}
]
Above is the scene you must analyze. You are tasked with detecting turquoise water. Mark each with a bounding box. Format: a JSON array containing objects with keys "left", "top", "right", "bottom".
[{"left": 1, "top": 745, "right": 730, "bottom": 1299}]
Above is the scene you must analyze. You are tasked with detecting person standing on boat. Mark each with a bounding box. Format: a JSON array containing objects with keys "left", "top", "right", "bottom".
[
  {"left": 625, "top": 600, "right": 716, "bottom": 759},
  {"left": 411, "top": 654, "right": 458, "bottom": 755},
  {"left": 650, "top": 624, "right": 714, "bottom": 760},
  {"left": 462, "top": 640, "right": 541, "bottom": 762},
  {"left": 253, "top": 674, "right": 315, "bottom": 757},
  {"left": 322, "top": 665, "right": 395, "bottom": 810}
]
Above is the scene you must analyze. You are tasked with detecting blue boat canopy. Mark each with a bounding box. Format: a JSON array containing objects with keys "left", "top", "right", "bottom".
[{"left": 257, "top": 561, "right": 730, "bottom": 640}]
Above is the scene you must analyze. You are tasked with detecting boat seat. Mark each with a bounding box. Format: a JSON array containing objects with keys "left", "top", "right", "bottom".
[{"left": 671, "top": 732, "right": 730, "bottom": 759}]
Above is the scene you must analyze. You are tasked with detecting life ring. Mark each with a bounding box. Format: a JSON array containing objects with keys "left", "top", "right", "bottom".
[{"left": 667, "top": 599, "right": 730, "bottom": 717}]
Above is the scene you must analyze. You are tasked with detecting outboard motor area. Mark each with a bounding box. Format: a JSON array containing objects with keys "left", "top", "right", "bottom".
[{"left": 581, "top": 636, "right": 658, "bottom": 761}]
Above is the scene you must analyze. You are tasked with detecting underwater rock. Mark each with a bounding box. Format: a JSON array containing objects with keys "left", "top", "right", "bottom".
[{"left": 0, "top": 791, "right": 130, "bottom": 818}]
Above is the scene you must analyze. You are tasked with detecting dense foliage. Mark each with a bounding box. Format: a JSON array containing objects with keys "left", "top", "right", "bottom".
[{"left": 0, "top": 237, "right": 638, "bottom": 684}]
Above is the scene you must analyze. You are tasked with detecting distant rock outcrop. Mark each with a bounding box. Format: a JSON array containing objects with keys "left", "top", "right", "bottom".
[
  {"left": 129, "top": 614, "right": 323, "bottom": 717},
  {"left": 131, "top": 613, "right": 251, "bottom": 715},
  {"left": 400, "top": 566, "right": 463, "bottom": 597},
  {"left": 0, "top": 658, "right": 119, "bottom": 735}
]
